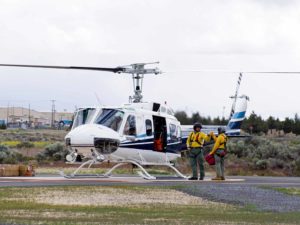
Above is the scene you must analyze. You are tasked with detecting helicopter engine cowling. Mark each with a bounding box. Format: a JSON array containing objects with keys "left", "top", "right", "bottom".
[{"left": 65, "top": 124, "right": 121, "bottom": 161}]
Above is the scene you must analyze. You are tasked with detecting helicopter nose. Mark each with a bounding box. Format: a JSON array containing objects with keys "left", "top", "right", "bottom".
[{"left": 65, "top": 124, "right": 121, "bottom": 155}]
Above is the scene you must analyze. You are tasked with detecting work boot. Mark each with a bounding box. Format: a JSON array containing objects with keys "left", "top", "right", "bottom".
[
  {"left": 199, "top": 176, "right": 204, "bottom": 180},
  {"left": 188, "top": 177, "right": 198, "bottom": 180},
  {"left": 211, "top": 177, "right": 222, "bottom": 181}
]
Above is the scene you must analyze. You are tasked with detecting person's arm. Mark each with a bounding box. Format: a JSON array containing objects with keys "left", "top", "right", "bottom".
[
  {"left": 203, "top": 132, "right": 212, "bottom": 142},
  {"left": 186, "top": 132, "right": 192, "bottom": 148},
  {"left": 210, "top": 135, "right": 224, "bottom": 155},
  {"left": 210, "top": 132, "right": 217, "bottom": 141}
]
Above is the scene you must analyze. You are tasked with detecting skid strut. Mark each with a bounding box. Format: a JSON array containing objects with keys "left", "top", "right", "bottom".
[
  {"left": 60, "top": 159, "right": 187, "bottom": 180},
  {"left": 59, "top": 159, "right": 107, "bottom": 178},
  {"left": 104, "top": 160, "right": 156, "bottom": 180}
]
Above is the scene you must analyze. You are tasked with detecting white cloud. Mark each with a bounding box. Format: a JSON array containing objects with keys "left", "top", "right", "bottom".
[{"left": 0, "top": 0, "right": 299, "bottom": 119}]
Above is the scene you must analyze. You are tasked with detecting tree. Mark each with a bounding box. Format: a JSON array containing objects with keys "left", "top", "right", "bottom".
[
  {"left": 292, "top": 114, "right": 300, "bottom": 135},
  {"left": 267, "top": 116, "right": 276, "bottom": 130},
  {"left": 242, "top": 111, "right": 267, "bottom": 134},
  {"left": 191, "top": 112, "right": 201, "bottom": 124},
  {"left": 174, "top": 111, "right": 190, "bottom": 125},
  {"left": 274, "top": 118, "right": 283, "bottom": 131},
  {"left": 283, "top": 117, "right": 293, "bottom": 134}
]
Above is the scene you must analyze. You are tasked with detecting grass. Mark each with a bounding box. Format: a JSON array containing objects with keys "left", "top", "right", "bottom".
[
  {"left": 0, "top": 140, "right": 21, "bottom": 147},
  {"left": 260, "top": 186, "right": 300, "bottom": 197},
  {"left": 0, "top": 186, "right": 299, "bottom": 224},
  {"left": 0, "top": 141, "right": 52, "bottom": 148},
  {"left": 32, "top": 141, "right": 52, "bottom": 148},
  {"left": 36, "top": 167, "right": 174, "bottom": 176},
  {"left": 272, "top": 187, "right": 300, "bottom": 196}
]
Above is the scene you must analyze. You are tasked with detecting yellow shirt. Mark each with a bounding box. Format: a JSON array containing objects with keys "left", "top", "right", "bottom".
[
  {"left": 186, "top": 131, "right": 211, "bottom": 148},
  {"left": 210, "top": 133, "right": 227, "bottom": 155}
]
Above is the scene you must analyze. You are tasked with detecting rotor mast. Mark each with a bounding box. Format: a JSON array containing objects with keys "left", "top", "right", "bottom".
[{"left": 123, "top": 62, "right": 161, "bottom": 103}]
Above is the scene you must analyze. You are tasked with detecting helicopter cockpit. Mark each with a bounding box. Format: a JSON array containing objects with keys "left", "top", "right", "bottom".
[
  {"left": 72, "top": 108, "right": 99, "bottom": 129},
  {"left": 94, "top": 109, "right": 125, "bottom": 132}
]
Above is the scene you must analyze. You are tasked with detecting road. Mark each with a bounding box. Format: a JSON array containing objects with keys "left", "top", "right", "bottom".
[{"left": 0, "top": 175, "right": 299, "bottom": 187}]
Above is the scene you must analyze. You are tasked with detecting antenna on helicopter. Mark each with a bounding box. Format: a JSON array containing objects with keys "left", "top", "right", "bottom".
[
  {"left": 0, "top": 61, "right": 162, "bottom": 103},
  {"left": 229, "top": 72, "right": 250, "bottom": 119},
  {"left": 229, "top": 72, "right": 243, "bottom": 118}
]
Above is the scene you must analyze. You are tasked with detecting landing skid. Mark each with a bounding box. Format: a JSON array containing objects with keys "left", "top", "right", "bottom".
[
  {"left": 59, "top": 159, "right": 188, "bottom": 180},
  {"left": 59, "top": 159, "right": 108, "bottom": 178}
]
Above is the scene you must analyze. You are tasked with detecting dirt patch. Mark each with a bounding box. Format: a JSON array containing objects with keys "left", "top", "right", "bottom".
[{"left": 23, "top": 187, "right": 226, "bottom": 207}]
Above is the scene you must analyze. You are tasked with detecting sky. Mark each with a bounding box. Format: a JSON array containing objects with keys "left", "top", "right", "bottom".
[{"left": 0, "top": 0, "right": 300, "bottom": 119}]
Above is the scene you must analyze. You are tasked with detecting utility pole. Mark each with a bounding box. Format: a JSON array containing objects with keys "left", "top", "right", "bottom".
[
  {"left": 222, "top": 106, "right": 225, "bottom": 119},
  {"left": 28, "top": 104, "right": 31, "bottom": 128},
  {"left": 51, "top": 100, "right": 56, "bottom": 128},
  {"left": 12, "top": 105, "right": 14, "bottom": 123},
  {"left": 6, "top": 102, "right": 9, "bottom": 125}
]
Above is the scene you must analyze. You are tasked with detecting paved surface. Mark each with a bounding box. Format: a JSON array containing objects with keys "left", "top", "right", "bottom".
[
  {"left": 181, "top": 183, "right": 300, "bottom": 212},
  {"left": 0, "top": 175, "right": 299, "bottom": 187},
  {"left": 1, "top": 175, "right": 300, "bottom": 212}
]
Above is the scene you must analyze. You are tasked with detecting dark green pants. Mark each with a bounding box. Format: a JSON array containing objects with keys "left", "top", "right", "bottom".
[
  {"left": 189, "top": 147, "right": 204, "bottom": 178},
  {"left": 214, "top": 150, "right": 225, "bottom": 178}
]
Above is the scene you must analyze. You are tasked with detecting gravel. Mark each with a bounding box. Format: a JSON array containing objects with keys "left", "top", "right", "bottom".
[
  {"left": 25, "top": 186, "right": 225, "bottom": 207},
  {"left": 180, "top": 183, "right": 300, "bottom": 212}
]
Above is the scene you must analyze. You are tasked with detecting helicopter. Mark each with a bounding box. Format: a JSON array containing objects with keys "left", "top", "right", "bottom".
[{"left": 0, "top": 62, "right": 248, "bottom": 179}]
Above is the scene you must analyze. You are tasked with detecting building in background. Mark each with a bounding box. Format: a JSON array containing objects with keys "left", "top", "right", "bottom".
[{"left": 0, "top": 107, "right": 73, "bottom": 129}]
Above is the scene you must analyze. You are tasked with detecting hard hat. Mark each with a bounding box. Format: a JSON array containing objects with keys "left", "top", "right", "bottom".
[
  {"left": 193, "top": 123, "right": 202, "bottom": 131},
  {"left": 218, "top": 127, "right": 226, "bottom": 134}
]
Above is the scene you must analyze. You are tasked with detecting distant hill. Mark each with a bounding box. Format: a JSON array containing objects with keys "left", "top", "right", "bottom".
[{"left": 0, "top": 107, "right": 73, "bottom": 125}]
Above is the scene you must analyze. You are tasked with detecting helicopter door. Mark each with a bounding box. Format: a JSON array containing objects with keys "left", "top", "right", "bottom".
[{"left": 153, "top": 116, "right": 167, "bottom": 152}]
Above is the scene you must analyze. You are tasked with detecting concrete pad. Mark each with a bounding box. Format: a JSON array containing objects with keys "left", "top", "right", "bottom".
[{"left": 0, "top": 175, "right": 245, "bottom": 184}]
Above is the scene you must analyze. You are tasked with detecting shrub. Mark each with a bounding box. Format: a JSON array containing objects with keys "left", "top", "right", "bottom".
[
  {"left": 36, "top": 152, "right": 46, "bottom": 161},
  {"left": 294, "top": 158, "right": 300, "bottom": 175},
  {"left": 269, "top": 158, "right": 284, "bottom": 169},
  {"left": 0, "top": 151, "right": 8, "bottom": 162},
  {"left": 0, "top": 144, "right": 25, "bottom": 164},
  {"left": 228, "top": 141, "right": 245, "bottom": 158},
  {"left": 37, "top": 142, "right": 68, "bottom": 162},
  {"left": 16, "top": 141, "right": 34, "bottom": 148},
  {"left": 255, "top": 159, "right": 268, "bottom": 170}
]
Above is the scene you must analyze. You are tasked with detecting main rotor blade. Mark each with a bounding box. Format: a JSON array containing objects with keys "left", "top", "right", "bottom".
[
  {"left": 164, "top": 70, "right": 300, "bottom": 74},
  {"left": 245, "top": 71, "right": 300, "bottom": 74},
  {"left": 0, "top": 64, "right": 124, "bottom": 73}
]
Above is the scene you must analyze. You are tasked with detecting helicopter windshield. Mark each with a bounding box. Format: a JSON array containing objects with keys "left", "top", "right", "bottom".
[
  {"left": 72, "top": 108, "right": 97, "bottom": 129},
  {"left": 95, "top": 109, "right": 124, "bottom": 132}
]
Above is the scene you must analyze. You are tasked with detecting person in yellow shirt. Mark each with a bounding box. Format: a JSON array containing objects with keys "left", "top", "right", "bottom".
[
  {"left": 209, "top": 127, "right": 228, "bottom": 180},
  {"left": 186, "top": 123, "right": 211, "bottom": 180}
]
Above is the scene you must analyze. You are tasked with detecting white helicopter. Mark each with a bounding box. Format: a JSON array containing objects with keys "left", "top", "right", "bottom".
[{"left": 0, "top": 62, "right": 248, "bottom": 179}]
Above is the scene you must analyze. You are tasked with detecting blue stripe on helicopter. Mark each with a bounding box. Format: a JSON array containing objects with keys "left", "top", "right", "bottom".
[
  {"left": 120, "top": 138, "right": 182, "bottom": 153},
  {"left": 227, "top": 121, "right": 243, "bottom": 130},
  {"left": 231, "top": 111, "right": 246, "bottom": 119}
]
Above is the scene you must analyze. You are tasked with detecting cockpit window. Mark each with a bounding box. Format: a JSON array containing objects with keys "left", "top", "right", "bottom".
[
  {"left": 123, "top": 115, "right": 136, "bottom": 136},
  {"left": 72, "top": 108, "right": 96, "bottom": 129},
  {"left": 95, "top": 109, "right": 124, "bottom": 132}
]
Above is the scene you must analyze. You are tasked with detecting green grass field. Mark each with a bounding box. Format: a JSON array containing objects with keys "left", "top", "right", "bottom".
[{"left": 0, "top": 186, "right": 299, "bottom": 225}]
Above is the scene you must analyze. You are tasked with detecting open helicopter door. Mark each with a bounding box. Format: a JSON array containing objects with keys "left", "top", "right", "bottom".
[{"left": 153, "top": 116, "right": 167, "bottom": 152}]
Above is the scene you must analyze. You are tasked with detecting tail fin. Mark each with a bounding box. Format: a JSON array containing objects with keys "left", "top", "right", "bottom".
[{"left": 226, "top": 95, "right": 248, "bottom": 135}]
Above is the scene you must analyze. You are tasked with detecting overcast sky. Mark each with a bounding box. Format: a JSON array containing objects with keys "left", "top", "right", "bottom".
[{"left": 0, "top": 0, "right": 300, "bottom": 119}]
